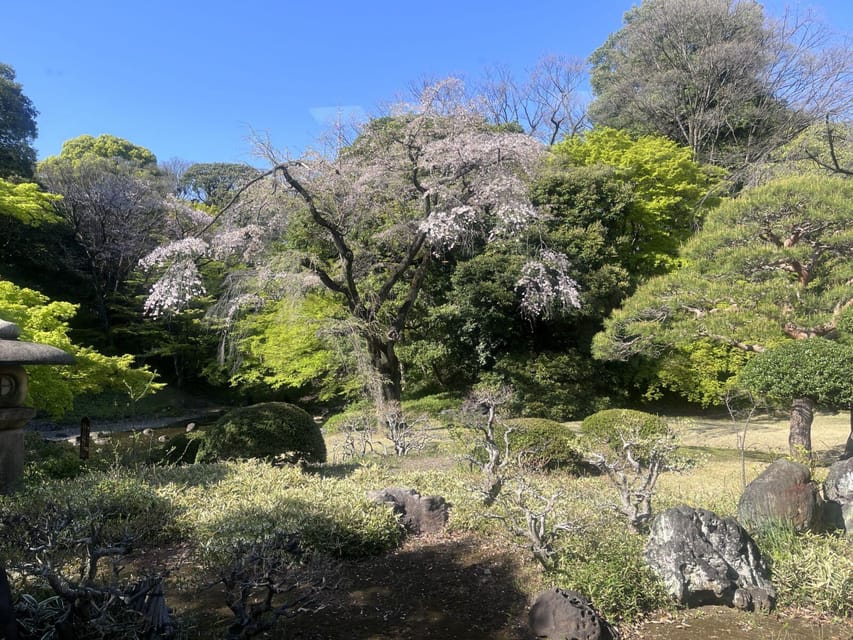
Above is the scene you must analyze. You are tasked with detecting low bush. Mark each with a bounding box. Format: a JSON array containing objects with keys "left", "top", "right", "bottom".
[
  {"left": 581, "top": 409, "right": 674, "bottom": 463},
  {"left": 23, "top": 431, "right": 83, "bottom": 480},
  {"left": 169, "top": 461, "right": 404, "bottom": 562},
  {"left": 197, "top": 402, "right": 326, "bottom": 463},
  {"left": 756, "top": 526, "right": 853, "bottom": 616},
  {"left": 502, "top": 418, "right": 586, "bottom": 473},
  {"left": 553, "top": 522, "right": 671, "bottom": 622}
]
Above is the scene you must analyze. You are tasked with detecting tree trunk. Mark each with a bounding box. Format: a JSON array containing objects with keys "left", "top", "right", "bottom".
[
  {"left": 366, "top": 335, "right": 405, "bottom": 435},
  {"left": 845, "top": 403, "right": 853, "bottom": 459},
  {"left": 789, "top": 397, "right": 814, "bottom": 457}
]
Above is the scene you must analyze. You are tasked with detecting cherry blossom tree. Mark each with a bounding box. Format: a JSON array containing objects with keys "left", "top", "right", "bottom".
[{"left": 142, "top": 80, "right": 580, "bottom": 438}]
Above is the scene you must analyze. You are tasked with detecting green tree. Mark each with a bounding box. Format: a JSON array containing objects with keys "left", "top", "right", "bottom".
[
  {"left": 0, "top": 63, "right": 38, "bottom": 179},
  {"left": 178, "top": 162, "right": 260, "bottom": 208},
  {"left": 56, "top": 134, "right": 157, "bottom": 167},
  {"left": 594, "top": 174, "right": 853, "bottom": 454},
  {"left": 0, "top": 178, "right": 59, "bottom": 227},
  {"left": 0, "top": 280, "right": 161, "bottom": 417},
  {"left": 589, "top": 0, "right": 853, "bottom": 169},
  {"left": 739, "top": 339, "right": 853, "bottom": 453},
  {"left": 37, "top": 136, "right": 171, "bottom": 335},
  {"left": 229, "top": 293, "right": 358, "bottom": 402},
  {"left": 548, "top": 128, "right": 722, "bottom": 275},
  {"left": 143, "top": 81, "right": 578, "bottom": 437}
]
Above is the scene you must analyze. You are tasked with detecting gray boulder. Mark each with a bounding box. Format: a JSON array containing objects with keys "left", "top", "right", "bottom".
[
  {"left": 823, "top": 457, "right": 853, "bottom": 534},
  {"left": 644, "top": 505, "right": 775, "bottom": 611},
  {"left": 737, "top": 458, "right": 820, "bottom": 533},
  {"left": 528, "top": 588, "right": 615, "bottom": 640},
  {"left": 368, "top": 487, "right": 449, "bottom": 534}
]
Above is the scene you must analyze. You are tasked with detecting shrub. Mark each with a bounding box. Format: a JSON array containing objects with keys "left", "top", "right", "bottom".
[
  {"left": 502, "top": 418, "right": 586, "bottom": 473},
  {"left": 23, "top": 432, "right": 83, "bottom": 480},
  {"left": 581, "top": 409, "right": 681, "bottom": 531},
  {"left": 554, "top": 523, "right": 670, "bottom": 622},
  {"left": 197, "top": 402, "right": 326, "bottom": 464},
  {"left": 173, "top": 461, "right": 403, "bottom": 561},
  {"left": 756, "top": 526, "right": 853, "bottom": 616},
  {"left": 156, "top": 431, "right": 203, "bottom": 465}
]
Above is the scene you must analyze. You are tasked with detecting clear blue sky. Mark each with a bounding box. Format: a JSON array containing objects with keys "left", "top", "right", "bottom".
[{"left": 3, "top": 1, "right": 851, "bottom": 166}]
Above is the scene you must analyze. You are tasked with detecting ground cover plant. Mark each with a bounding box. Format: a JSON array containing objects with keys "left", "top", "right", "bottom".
[{"left": 6, "top": 407, "right": 853, "bottom": 639}]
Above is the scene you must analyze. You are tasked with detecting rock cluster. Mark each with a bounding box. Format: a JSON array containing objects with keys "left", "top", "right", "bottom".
[
  {"left": 644, "top": 505, "right": 776, "bottom": 611},
  {"left": 737, "top": 458, "right": 820, "bottom": 532},
  {"left": 368, "top": 487, "right": 449, "bottom": 534},
  {"left": 823, "top": 457, "right": 853, "bottom": 534},
  {"left": 528, "top": 588, "right": 615, "bottom": 640}
]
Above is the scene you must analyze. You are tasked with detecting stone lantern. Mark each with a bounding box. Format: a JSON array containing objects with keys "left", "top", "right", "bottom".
[{"left": 0, "top": 319, "right": 74, "bottom": 492}]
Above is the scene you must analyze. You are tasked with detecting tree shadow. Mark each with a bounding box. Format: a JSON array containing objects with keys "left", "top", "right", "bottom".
[{"left": 284, "top": 533, "right": 535, "bottom": 640}]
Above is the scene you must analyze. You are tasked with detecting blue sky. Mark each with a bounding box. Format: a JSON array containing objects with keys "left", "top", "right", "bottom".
[{"left": 3, "top": 1, "right": 851, "bottom": 166}]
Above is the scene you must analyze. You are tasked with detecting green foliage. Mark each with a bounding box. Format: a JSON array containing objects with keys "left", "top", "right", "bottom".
[
  {"left": 738, "top": 338, "right": 853, "bottom": 407},
  {"left": 550, "top": 127, "right": 722, "bottom": 275},
  {"left": 231, "top": 294, "right": 358, "bottom": 402},
  {"left": 554, "top": 524, "right": 670, "bottom": 621},
  {"left": 0, "top": 178, "right": 60, "bottom": 226},
  {"left": 178, "top": 162, "right": 259, "bottom": 207},
  {"left": 23, "top": 431, "right": 83, "bottom": 481},
  {"left": 648, "top": 339, "right": 752, "bottom": 406},
  {"left": 756, "top": 526, "right": 853, "bottom": 616},
  {"left": 0, "top": 280, "right": 163, "bottom": 417},
  {"left": 502, "top": 418, "right": 585, "bottom": 472},
  {"left": 595, "top": 174, "right": 853, "bottom": 406},
  {"left": 168, "top": 461, "right": 403, "bottom": 560},
  {"left": 0, "top": 62, "right": 38, "bottom": 179},
  {"left": 56, "top": 133, "right": 158, "bottom": 166},
  {"left": 493, "top": 351, "right": 617, "bottom": 421},
  {"left": 196, "top": 402, "right": 327, "bottom": 464},
  {"left": 581, "top": 409, "right": 674, "bottom": 465},
  {"left": 1, "top": 468, "right": 179, "bottom": 555}
]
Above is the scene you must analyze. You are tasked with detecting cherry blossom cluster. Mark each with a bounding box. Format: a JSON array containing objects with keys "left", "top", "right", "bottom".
[
  {"left": 517, "top": 250, "right": 582, "bottom": 320},
  {"left": 142, "top": 258, "right": 206, "bottom": 318},
  {"left": 418, "top": 205, "right": 479, "bottom": 251}
]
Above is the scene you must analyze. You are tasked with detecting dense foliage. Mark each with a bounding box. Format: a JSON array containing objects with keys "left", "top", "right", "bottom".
[
  {"left": 0, "top": 63, "right": 38, "bottom": 179},
  {"left": 196, "top": 402, "right": 327, "bottom": 463}
]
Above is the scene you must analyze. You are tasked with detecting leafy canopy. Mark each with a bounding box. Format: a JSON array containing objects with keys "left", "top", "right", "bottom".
[
  {"left": 550, "top": 127, "right": 722, "bottom": 275},
  {"left": 0, "top": 280, "right": 162, "bottom": 417},
  {"left": 739, "top": 338, "right": 853, "bottom": 407},
  {"left": 594, "top": 174, "right": 853, "bottom": 405},
  {"left": 0, "top": 62, "right": 38, "bottom": 179},
  {"left": 0, "top": 178, "right": 60, "bottom": 226}
]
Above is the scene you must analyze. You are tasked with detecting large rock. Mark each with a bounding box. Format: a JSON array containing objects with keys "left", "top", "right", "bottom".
[
  {"left": 368, "top": 487, "right": 449, "bottom": 534},
  {"left": 737, "top": 458, "right": 820, "bottom": 533},
  {"left": 528, "top": 588, "right": 615, "bottom": 640},
  {"left": 823, "top": 457, "right": 853, "bottom": 535},
  {"left": 644, "top": 505, "right": 776, "bottom": 611}
]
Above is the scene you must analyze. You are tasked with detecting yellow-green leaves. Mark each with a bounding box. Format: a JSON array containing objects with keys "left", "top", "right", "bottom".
[{"left": 0, "top": 178, "right": 60, "bottom": 226}]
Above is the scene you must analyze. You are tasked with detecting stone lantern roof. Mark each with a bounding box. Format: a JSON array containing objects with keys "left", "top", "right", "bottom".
[{"left": 0, "top": 320, "right": 75, "bottom": 365}]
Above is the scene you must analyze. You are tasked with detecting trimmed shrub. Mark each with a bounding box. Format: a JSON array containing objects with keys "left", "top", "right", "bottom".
[
  {"left": 197, "top": 402, "right": 326, "bottom": 464},
  {"left": 502, "top": 418, "right": 586, "bottom": 472},
  {"left": 155, "top": 431, "right": 203, "bottom": 465},
  {"left": 581, "top": 409, "right": 673, "bottom": 464}
]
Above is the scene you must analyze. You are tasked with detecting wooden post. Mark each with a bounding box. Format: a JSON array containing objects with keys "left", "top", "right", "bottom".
[{"left": 80, "top": 416, "right": 90, "bottom": 460}]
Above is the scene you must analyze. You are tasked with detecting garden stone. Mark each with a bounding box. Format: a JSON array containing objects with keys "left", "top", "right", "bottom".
[
  {"left": 528, "top": 588, "right": 615, "bottom": 640},
  {"left": 823, "top": 457, "right": 853, "bottom": 534},
  {"left": 644, "top": 505, "right": 776, "bottom": 611},
  {"left": 737, "top": 458, "right": 820, "bottom": 533},
  {"left": 367, "top": 487, "right": 449, "bottom": 534}
]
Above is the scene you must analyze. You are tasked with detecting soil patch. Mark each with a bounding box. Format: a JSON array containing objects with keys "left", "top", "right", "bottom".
[{"left": 284, "top": 531, "right": 538, "bottom": 640}]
